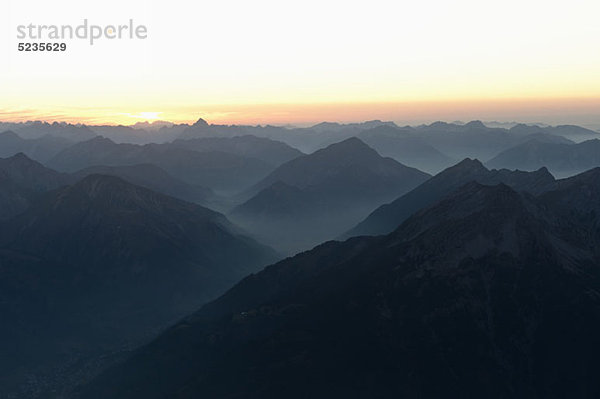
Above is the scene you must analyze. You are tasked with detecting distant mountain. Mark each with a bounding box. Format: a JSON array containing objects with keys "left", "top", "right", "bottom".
[
  {"left": 0, "top": 130, "right": 74, "bottom": 162},
  {"left": 358, "top": 125, "right": 455, "bottom": 173},
  {"left": 546, "top": 124, "right": 600, "bottom": 142},
  {"left": 131, "top": 120, "right": 175, "bottom": 130},
  {"left": 90, "top": 124, "right": 188, "bottom": 144},
  {"left": 310, "top": 120, "right": 397, "bottom": 132},
  {"left": 71, "top": 164, "right": 221, "bottom": 210},
  {"left": 0, "top": 152, "right": 70, "bottom": 191},
  {"left": 178, "top": 118, "right": 399, "bottom": 153},
  {"left": 178, "top": 119, "right": 287, "bottom": 142},
  {"left": 0, "top": 175, "right": 278, "bottom": 397},
  {"left": 80, "top": 182, "right": 600, "bottom": 398},
  {"left": 243, "top": 137, "right": 430, "bottom": 195},
  {"left": 411, "top": 120, "right": 573, "bottom": 161},
  {"left": 47, "top": 136, "right": 275, "bottom": 193},
  {"left": 275, "top": 120, "right": 402, "bottom": 153},
  {"left": 3, "top": 121, "right": 97, "bottom": 142},
  {"left": 344, "top": 158, "right": 557, "bottom": 238},
  {"left": 261, "top": 120, "right": 584, "bottom": 157},
  {"left": 171, "top": 135, "right": 304, "bottom": 166},
  {"left": 174, "top": 120, "right": 597, "bottom": 157},
  {"left": 230, "top": 138, "right": 430, "bottom": 254},
  {"left": 0, "top": 153, "right": 70, "bottom": 220},
  {"left": 46, "top": 136, "right": 140, "bottom": 171},
  {"left": 486, "top": 139, "right": 600, "bottom": 177}
]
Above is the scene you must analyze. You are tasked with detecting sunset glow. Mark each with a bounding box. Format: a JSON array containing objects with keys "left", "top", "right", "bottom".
[{"left": 2, "top": 0, "right": 600, "bottom": 127}]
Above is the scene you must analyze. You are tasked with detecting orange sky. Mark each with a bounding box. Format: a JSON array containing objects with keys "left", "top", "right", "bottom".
[
  {"left": 1, "top": 97, "right": 600, "bottom": 129},
  {"left": 2, "top": 0, "right": 600, "bottom": 128}
]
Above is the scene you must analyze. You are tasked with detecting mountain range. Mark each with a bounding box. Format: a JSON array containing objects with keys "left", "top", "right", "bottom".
[
  {"left": 344, "top": 158, "right": 557, "bottom": 238},
  {"left": 0, "top": 173, "right": 278, "bottom": 397},
  {"left": 486, "top": 138, "right": 600, "bottom": 177},
  {"left": 78, "top": 177, "right": 600, "bottom": 398},
  {"left": 0, "top": 153, "right": 70, "bottom": 220},
  {"left": 46, "top": 136, "right": 278, "bottom": 193},
  {"left": 3, "top": 119, "right": 599, "bottom": 177},
  {"left": 2, "top": 118, "right": 600, "bottom": 398},
  {"left": 0, "top": 121, "right": 97, "bottom": 142},
  {"left": 71, "top": 164, "right": 222, "bottom": 210},
  {"left": 0, "top": 130, "right": 74, "bottom": 163},
  {"left": 357, "top": 125, "right": 456, "bottom": 173},
  {"left": 230, "top": 138, "right": 430, "bottom": 253}
]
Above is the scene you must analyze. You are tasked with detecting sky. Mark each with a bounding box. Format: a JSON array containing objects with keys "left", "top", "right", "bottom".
[{"left": 1, "top": 0, "right": 600, "bottom": 127}]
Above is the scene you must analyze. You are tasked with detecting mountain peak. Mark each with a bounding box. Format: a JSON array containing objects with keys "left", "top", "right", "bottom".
[
  {"left": 448, "top": 158, "right": 487, "bottom": 172},
  {"left": 87, "top": 135, "right": 115, "bottom": 144},
  {"left": 0, "top": 152, "right": 46, "bottom": 171},
  {"left": 193, "top": 118, "right": 209, "bottom": 127},
  {"left": 464, "top": 120, "right": 486, "bottom": 128},
  {"left": 532, "top": 166, "right": 554, "bottom": 178},
  {"left": 429, "top": 121, "right": 449, "bottom": 127},
  {"left": 311, "top": 121, "right": 341, "bottom": 129},
  {"left": 324, "top": 137, "right": 373, "bottom": 153},
  {"left": 394, "top": 181, "right": 527, "bottom": 241},
  {"left": 6, "top": 152, "right": 33, "bottom": 162}
]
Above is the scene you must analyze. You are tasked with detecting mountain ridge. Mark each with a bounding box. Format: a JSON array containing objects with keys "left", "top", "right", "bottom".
[
  {"left": 77, "top": 181, "right": 600, "bottom": 398},
  {"left": 343, "top": 157, "right": 557, "bottom": 238}
]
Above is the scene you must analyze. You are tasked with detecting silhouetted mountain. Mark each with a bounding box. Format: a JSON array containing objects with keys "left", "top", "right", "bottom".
[
  {"left": 0, "top": 175, "right": 278, "bottom": 397},
  {"left": 245, "top": 137, "right": 429, "bottom": 195},
  {"left": 546, "top": 124, "right": 600, "bottom": 142},
  {"left": 412, "top": 121, "right": 573, "bottom": 161},
  {"left": 0, "top": 152, "right": 70, "bottom": 190},
  {"left": 79, "top": 182, "right": 600, "bottom": 398},
  {"left": 171, "top": 135, "right": 304, "bottom": 166},
  {"left": 277, "top": 121, "right": 401, "bottom": 153},
  {"left": 345, "top": 158, "right": 557, "bottom": 237},
  {"left": 47, "top": 136, "right": 275, "bottom": 193},
  {"left": 3, "top": 121, "right": 97, "bottom": 142},
  {"left": 358, "top": 125, "right": 455, "bottom": 173},
  {"left": 486, "top": 139, "right": 600, "bottom": 177},
  {"left": 506, "top": 124, "right": 576, "bottom": 145},
  {"left": 0, "top": 171, "right": 31, "bottom": 220},
  {"left": 233, "top": 180, "right": 309, "bottom": 217},
  {"left": 178, "top": 119, "right": 399, "bottom": 153},
  {"left": 175, "top": 119, "right": 594, "bottom": 157},
  {"left": 178, "top": 119, "right": 282, "bottom": 141},
  {"left": 71, "top": 164, "right": 221, "bottom": 210},
  {"left": 90, "top": 124, "right": 188, "bottom": 144},
  {"left": 310, "top": 120, "right": 397, "bottom": 132},
  {"left": 539, "top": 167, "right": 600, "bottom": 231},
  {"left": 47, "top": 136, "right": 139, "bottom": 170},
  {"left": 0, "top": 130, "right": 74, "bottom": 162},
  {"left": 0, "top": 153, "right": 70, "bottom": 220},
  {"left": 131, "top": 120, "right": 175, "bottom": 130},
  {"left": 231, "top": 138, "right": 430, "bottom": 253}
]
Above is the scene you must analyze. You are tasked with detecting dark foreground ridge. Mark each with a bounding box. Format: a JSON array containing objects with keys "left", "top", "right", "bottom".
[
  {"left": 78, "top": 181, "right": 600, "bottom": 398},
  {"left": 0, "top": 174, "right": 278, "bottom": 396}
]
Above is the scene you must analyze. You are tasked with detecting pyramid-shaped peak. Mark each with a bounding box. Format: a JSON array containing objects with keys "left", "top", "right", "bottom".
[
  {"left": 6, "top": 152, "right": 33, "bottom": 162},
  {"left": 325, "top": 137, "right": 373, "bottom": 152},
  {"left": 193, "top": 118, "right": 209, "bottom": 127},
  {"left": 446, "top": 158, "right": 487, "bottom": 172},
  {"left": 0, "top": 152, "right": 42, "bottom": 168}
]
